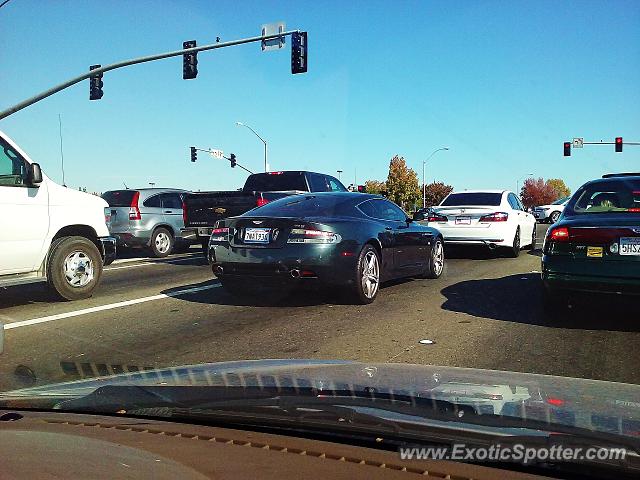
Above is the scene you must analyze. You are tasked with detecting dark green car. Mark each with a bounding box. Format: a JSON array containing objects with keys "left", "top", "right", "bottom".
[
  {"left": 542, "top": 174, "right": 640, "bottom": 307},
  {"left": 208, "top": 192, "right": 445, "bottom": 304}
]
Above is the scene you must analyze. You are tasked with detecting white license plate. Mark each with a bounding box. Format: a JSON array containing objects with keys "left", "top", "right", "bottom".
[
  {"left": 455, "top": 216, "right": 471, "bottom": 225},
  {"left": 198, "top": 227, "right": 210, "bottom": 236},
  {"left": 620, "top": 237, "right": 640, "bottom": 255},
  {"left": 244, "top": 228, "right": 271, "bottom": 243}
]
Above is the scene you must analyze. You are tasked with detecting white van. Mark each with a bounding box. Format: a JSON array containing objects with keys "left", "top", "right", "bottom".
[{"left": 0, "top": 131, "right": 115, "bottom": 300}]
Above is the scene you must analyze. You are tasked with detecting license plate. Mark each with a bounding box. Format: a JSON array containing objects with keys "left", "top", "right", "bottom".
[
  {"left": 198, "top": 227, "right": 210, "bottom": 236},
  {"left": 587, "top": 246, "right": 603, "bottom": 258},
  {"left": 244, "top": 227, "right": 271, "bottom": 243},
  {"left": 455, "top": 216, "right": 471, "bottom": 225},
  {"left": 620, "top": 237, "right": 640, "bottom": 256}
]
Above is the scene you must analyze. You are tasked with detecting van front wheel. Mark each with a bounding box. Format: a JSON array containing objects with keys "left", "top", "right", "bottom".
[{"left": 47, "top": 236, "right": 103, "bottom": 301}]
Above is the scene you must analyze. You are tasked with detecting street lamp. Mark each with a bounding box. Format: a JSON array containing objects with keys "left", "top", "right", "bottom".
[
  {"left": 236, "top": 121, "right": 268, "bottom": 172},
  {"left": 516, "top": 173, "right": 534, "bottom": 195},
  {"left": 336, "top": 170, "right": 343, "bottom": 181},
  {"left": 422, "top": 147, "right": 449, "bottom": 209}
]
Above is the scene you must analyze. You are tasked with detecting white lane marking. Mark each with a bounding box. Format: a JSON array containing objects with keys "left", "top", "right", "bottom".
[
  {"left": 3, "top": 284, "right": 220, "bottom": 331},
  {"left": 106, "top": 256, "right": 202, "bottom": 271},
  {"left": 111, "top": 252, "right": 199, "bottom": 265}
]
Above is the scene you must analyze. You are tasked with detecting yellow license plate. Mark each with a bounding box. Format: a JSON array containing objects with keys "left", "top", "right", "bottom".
[{"left": 587, "top": 246, "right": 603, "bottom": 258}]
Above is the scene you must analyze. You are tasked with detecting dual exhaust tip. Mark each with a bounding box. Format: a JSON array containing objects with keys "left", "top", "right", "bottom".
[{"left": 215, "top": 266, "right": 311, "bottom": 279}]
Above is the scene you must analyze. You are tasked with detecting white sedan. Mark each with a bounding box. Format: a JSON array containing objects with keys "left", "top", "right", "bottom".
[
  {"left": 532, "top": 196, "right": 570, "bottom": 223},
  {"left": 423, "top": 190, "right": 537, "bottom": 257}
]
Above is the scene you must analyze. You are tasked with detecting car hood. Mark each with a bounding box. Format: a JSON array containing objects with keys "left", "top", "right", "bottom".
[{"left": 2, "top": 360, "right": 639, "bottom": 422}]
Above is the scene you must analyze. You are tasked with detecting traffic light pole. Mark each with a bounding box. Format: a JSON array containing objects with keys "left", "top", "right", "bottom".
[
  {"left": 0, "top": 30, "right": 301, "bottom": 121},
  {"left": 193, "top": 148, "right": 254, "bottom": 175}
]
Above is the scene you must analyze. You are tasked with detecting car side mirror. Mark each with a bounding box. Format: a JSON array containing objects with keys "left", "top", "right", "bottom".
[
  {"left": 27, "top": 163, "right": 43, "bottom": 185},
  {"left": 413, "top": 211, "right": 425, "bottom": 222}
]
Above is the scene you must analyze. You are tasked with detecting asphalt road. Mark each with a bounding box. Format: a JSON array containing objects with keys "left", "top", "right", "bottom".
[{"left": 1, "top": 223, "right": 640, "bottom": 392}]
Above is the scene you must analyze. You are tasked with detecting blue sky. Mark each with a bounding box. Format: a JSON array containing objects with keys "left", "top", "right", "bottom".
[{"left": 1, "top": 0, "right": 639, "bottom": 194}]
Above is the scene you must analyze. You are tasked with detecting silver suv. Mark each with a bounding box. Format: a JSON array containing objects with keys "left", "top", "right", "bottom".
[{"left": 102, "top": 188, "right": 193, "bottom": 257}]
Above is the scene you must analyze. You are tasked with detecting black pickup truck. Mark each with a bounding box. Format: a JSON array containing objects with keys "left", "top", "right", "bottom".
[{"left": 182, "top": 171, "right": 348, "bottom": 248}]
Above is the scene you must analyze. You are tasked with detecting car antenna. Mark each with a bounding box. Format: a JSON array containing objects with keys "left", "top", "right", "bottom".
[{"left": 123, "top": 181, "right": 128, "bottom": 189}]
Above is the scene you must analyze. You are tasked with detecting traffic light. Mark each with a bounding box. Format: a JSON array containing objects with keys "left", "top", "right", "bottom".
[
  {"left": 230, "top": 153, "right": 237, "bottom": 168},
  {"left": 190, "top": 147, "right": 197, "bottom": 162},
  {"left": 291, "top": 31, "right": 308, "bottom": 74},
  {"left": 563, "top": 142, "right": 571, "bottom": 157},
  {"left": 89, "top": 65, "right": 104, "bottom": 100},
  {"left": 183, "top": 40, "right": 198, "bottom": 80},
  {"left": 615, "top": 137, "right": 623, "bottom": 153}
]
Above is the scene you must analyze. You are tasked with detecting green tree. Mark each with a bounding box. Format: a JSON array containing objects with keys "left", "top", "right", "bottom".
[
  {"left": 546, "top": 178, "right": 571, "bottom": 200},
  {"left": 364, "top": 179, "right": 386, "bottom": 195},
  {"left": 385, "top": 155, "right": 420, "bottom": 210},
  {"left": 423, "top": 181, "right": 453, "bottom": 207}
]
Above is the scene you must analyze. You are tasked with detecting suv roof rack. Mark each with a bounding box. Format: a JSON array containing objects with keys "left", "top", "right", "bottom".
[{"left": 601, "top": 173, "right": 640, "bottom": 178}]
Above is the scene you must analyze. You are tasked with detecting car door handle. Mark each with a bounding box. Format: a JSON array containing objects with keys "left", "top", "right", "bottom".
[
  {"left": 385, "top": 227, "right": 393, "bottom": 231},
  {"left": 164, "top": 210, "right": 172, "bottom": 213}
]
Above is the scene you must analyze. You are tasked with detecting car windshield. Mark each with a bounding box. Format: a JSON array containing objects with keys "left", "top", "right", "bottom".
[
  {"left": 243, "top": 172, "right": 309, "bottom": 192},
  {"left": 2, "top": 2, "right": 640, "bottom": 468},
  {"left": 568, "top": 180, "right": 640, "bottom": 214},
  {"left": 440, "top": 192, "right": 502, "bottom": 206},
  {"left": 102, "top": 190, "right": 137, "bottom": 207},
  {"left": 246, "top": 194, "right": 349, "bottom": 217}
]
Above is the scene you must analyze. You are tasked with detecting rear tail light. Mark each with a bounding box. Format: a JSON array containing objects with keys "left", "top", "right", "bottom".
[
  {"left": 549, "top": 226, "right": 570, "bottom": 242},
  {"left": 128, "top": 191, "right": 141, "bottom": 220},
  {"left": 287, "top": 228, "right": 342, "bottom": 244},
  {"left": 479, "top": 212, "right": 508, "bottom": 222},
  {"left": 428, "top": 214, "right": 448, "bottom": 222},
  {"left": 546, "top": 398, "right": 565, "bottom": 407},
  {"left": 256, "top": 196, "right": 269, "bottom": 207},
  {"left": 182, "top": 200, "right": 188, "bottom": 224},
  {"left": 104, "top": 207, "right": 112, "bottom": 226},
  {"left": 210, "top": 227, "right": 229, "bottom": 242},
  {"left": 268, "top": 171, "right": 284, "bottom": 175}
]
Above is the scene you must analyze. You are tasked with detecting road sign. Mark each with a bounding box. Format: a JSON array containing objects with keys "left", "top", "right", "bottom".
[
  {"left": 573, "top": 137, "right": 584, "bottom": 149},
  {"left": 209, "top": 149, "right": 224, "bottom": 159},
  {"left": 261, "top": 22, "right": 286, "bottom": 51}
]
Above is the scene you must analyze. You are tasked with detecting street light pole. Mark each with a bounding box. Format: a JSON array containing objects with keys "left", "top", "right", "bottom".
[
  {"left": 336, "top": 170, "right": 343, "bottom": 181},
  {"left": 422, "top": 147, "right": 449, "bottom": 209},
  {"left": 516, "top": 173, "right": 534, "bottom": 195},
  {"left": 236, "top": 122, "right": 268, "bottom": 172}
]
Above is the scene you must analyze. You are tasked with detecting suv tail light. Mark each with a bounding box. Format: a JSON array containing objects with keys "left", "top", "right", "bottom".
[
  {"left": 428, "top": 214, "right": 448, "bottom": 222},
  {"left": 479, "top": 212, "right": 508, "bottom": 222},
  {"left": 256, "top": 196, "right": 270, "bottom": 207},
  {"left": 129, "top": 191, "right": 141, "bottom": 220},
  {"left": 182, "top": 200, "right": 188, "bottom": 224},
  {"left": 104, "top": 207, "right": 112, "bottom": 226},
  {"left": 549, "top": 226, "right": 570, "bottom": 242},
  {"left": 287, "top": 228, "right": 342, "bottom": 244}
]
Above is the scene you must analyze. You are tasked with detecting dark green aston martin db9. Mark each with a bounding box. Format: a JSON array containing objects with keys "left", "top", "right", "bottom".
[{"left": 208, "top": 192, "right": 444, "bottom": 304}]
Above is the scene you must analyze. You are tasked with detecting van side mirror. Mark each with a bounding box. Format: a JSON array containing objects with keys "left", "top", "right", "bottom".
[
  {"left": 413, "top": 211, "right": 425, "bottom": 222},
  {"left": 27, "top": 163, "right": 43, "bottom": 185}
]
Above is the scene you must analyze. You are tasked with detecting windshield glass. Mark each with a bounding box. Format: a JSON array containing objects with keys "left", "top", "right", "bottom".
[
  {"left": 568, "top": 180, "right": 640, "bottom": 215},
  {"left": 440, "top": 192, "right": 502, "bottom": 206},
  {"left": 102, "top": 190, "right": 137, "bottom": 207},
  {"left": 243, "top": 172, "right": 308, "bottom": 192},
  {"left": 2, "top": 1, "right": 640, "bottom": 462},
  {"left": 246, "top": 194, "right": 349, "bottom": 217}
]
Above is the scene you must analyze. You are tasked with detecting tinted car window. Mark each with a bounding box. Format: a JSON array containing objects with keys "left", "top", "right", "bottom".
[
  {"left": 102, "top": 190, "right": 138, "bottom": 207},
  {"left": 143, "top": 194, "right": 162, "bottom": 208},
  {"left": 359, "top": 199, "right": 406, "bottom": 221},
  {"left": 243, "top": 172, "right": 308, "bottom": 192},
  {"left": 307, "top": 173, "right": 329, "bottom": 192},
  {"left": 247, "top": 194, "right": 349, "bottom": 217},
  {"left": 567, "top": 179, "right": 640, "bottom": 215},
  {"left": 161, "top": 193, "right": 183, "bottom": 209},
  {"left": 508, "top": 194, "right": 520, "bottom": 210},
  {"left": 327, "top": 176, "right": 347, "bottom": 192},
  {"left": 441, "top": 192, "right": 503, "bottom": 206},
  {"left": 0, "top": 138, "right": 27, "bottom": 186}
]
